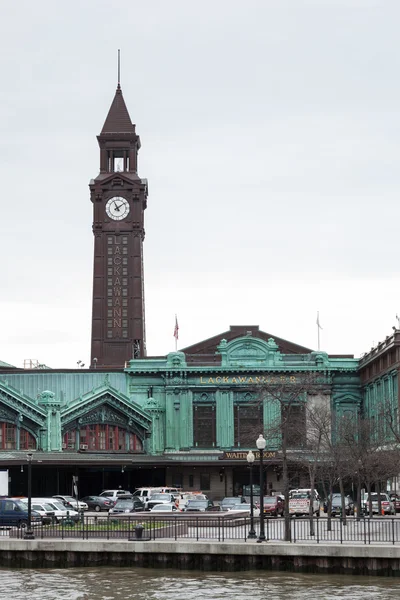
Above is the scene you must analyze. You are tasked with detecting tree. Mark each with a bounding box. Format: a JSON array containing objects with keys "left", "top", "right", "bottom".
[
  {"left": 300, "top": 399, "right": 352, "bottom": 531},
  {"left": 256, "top": 371, "right": 329, "bottom": 541},
  {"left": 338, "top": 413, "right": 398, "bottom": 517}
]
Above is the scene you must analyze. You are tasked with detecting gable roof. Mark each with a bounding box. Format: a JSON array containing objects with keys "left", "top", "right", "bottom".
[{"left": 181, "top": 325, "right": 313, "bottom": 362}]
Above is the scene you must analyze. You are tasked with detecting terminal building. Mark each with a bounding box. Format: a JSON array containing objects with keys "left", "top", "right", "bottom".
[{"left": 0, "top": 81, "right": 396, "bottom": 500}]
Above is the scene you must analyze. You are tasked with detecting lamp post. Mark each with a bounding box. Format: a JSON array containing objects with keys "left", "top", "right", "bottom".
[
  {"left": 256, "top": 434, "right": 266, "bottom": 543},
  {"left": 246, "top": 450, "right": 257, "bottom": 539},
  {"left": 24, "top": 453, "right": 35, "bottom": 540}
]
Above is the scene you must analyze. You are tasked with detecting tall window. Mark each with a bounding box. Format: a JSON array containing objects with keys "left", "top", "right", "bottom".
[
  {"left": 63, "top": 425, "right": 143, "bottom": 452},
  {"left": 234, "top": 404, "right": 263, "bottom": 447},
  {"left": 193, "top": 404, "right": 216, "bottom": 448},
  {"left": 282, "top": 404, "right": 306, "bottom": 448},
  {"left": 19, "top": 429, "right": 36, "bottom": 450},
  {"left": 200, "top": 473, "right": 211, "bottom": 490},
  {"left": 64, "top": 430, "right": 76, "bottom": 450},
  {"left": 0, "top": 423, "right": 36, "bottom": 450}
]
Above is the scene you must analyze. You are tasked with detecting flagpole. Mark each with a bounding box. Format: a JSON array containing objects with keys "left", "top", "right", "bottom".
[
  {"left": 174, "top": 314, "right": 179, "bottom": 351},
  {"left": 317, "top": 311, "right": 321, "bottom": 351}
]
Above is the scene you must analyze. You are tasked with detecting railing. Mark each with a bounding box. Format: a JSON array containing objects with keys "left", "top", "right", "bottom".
[{"left": 3, "top": 515, "right": 400, "bottom": 544}]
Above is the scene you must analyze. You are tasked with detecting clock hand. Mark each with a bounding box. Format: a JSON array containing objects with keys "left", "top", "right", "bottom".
[{"left": 113, "top": 201, "right": 121, "bottom": 211}]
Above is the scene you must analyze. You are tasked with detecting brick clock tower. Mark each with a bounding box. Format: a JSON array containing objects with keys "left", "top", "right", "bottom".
[{"left": 90, "top": 83, "right": 147, "bottom": 368}]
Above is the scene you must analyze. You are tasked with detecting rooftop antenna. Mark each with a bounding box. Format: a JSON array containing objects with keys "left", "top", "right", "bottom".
[{"left": 117, "top": 49, "right": 121, "bottom": 89}]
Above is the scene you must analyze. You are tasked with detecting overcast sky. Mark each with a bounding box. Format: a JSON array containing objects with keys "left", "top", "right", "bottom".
[{"left": 1, "top": 0, "right": 399, "bottom": 368}]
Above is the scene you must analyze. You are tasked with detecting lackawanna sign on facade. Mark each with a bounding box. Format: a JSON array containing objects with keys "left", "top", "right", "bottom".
[
  {"left": 221, "top": 451, "right": 277, "bottom": 460},
  {"left": 199, "top": 375, "right": 297, "bottom": 385}
]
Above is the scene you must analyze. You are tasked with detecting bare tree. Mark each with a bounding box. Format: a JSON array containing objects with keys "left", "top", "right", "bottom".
[
  {"left": 256, "top": 372, "right": 329, "bottom": 541},
  {"left": 305, "top": 404, "right": 352, "bottom": 530},
  {"left": 338, "top": 413, "right": 398, "bottom": 517},
  {"left": 301, "top": 399, "right": 333, "bottom": 534}
]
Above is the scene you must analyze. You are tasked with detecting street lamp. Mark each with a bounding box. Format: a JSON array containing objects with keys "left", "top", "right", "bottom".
[
  {"left": 246, "top": 450, "right": 257, "bottom": 539},
  {"left": 256, "top": 434, "right": 266, "bottom": 543},
  {"left": 24, "top": 453, "right": 35, "bottom": 540}
]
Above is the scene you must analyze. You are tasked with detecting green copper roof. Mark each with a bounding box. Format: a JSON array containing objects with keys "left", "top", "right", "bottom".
[
  {"left": 0, "top": 360, "right": 16, "bottom": 368},
  {"left": 0, "top": 371, "right": 127, "bottom": 405}
]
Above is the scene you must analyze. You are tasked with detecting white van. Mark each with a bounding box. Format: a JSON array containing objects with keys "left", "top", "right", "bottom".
[
  {"left": 132, "top": 487, "right": 161, "bottom": 500},
  {"left": 133, "top": 487, "right": 180, "bottom": 501},
  {"left": 99, "top": 489, "right": 132, "bottom": 501}
]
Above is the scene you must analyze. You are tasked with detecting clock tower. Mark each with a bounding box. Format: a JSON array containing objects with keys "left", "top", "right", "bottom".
[{"left": 90, "top": 83, "right": 147, "bottom": 368}]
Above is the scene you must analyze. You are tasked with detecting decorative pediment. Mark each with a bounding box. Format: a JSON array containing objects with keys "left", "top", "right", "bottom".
[
  {"left": 0, "top": 380, "right": 47, "bottom": 426},
  {"left": 144, "top": 396, "right": 163, "bottom": 412},
  {"left": 0, "top": 405, "right": 18, "bottom": 422},
  {"left": 96, "top": 171, "right": 144, "bottom": 188},
  {"left": 166, "top": 352, "right": 187, "bottom": 369},
  {"left": 61, "top": 384, "right": 152, "bottom": 433},
  {"left": 332, "top": 392, "right": 362, "bottom": 407},
  {"left": 193, "top": 392, "right": 215, "bottom": 403},
  {"left": 78, "top": 406, "right": 128, "bottom": 427},
  {"left": 217, "top": 336, "right": 283, "bottom": 368}
]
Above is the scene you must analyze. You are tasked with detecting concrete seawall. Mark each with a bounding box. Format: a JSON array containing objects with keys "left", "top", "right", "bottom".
[{"left": 1, "top": 539, "right": 400, "bottom": 576}]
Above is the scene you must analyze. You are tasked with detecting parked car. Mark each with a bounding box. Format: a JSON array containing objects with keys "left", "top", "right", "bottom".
[
  {"left": 109, "top": 498, "right": 145, "bottom": 514},
  {"left": 323, "top": 494, "right": 355, "bottom": 516},
  {"left": 21, "top": 501, "right": 55, "bottom": 525},
  {"left": 176, "top": 492, "right": 208, "bottom": 510},
  {"left": 289, "top": 489, "right": 320, "bottom": 517},
  {"left": 220, "top": 497, "right": 246, "bottom": 511},
  {"left": 80, "top": 495, "right": 117, "bottom": 512},
  {"left": 0, "top": 498, "right": 42, "bottom": 528},
  {"left": 99, "top": 490, "right": 132, "bottom": 501},
  {"left": 133, "top": 487, "right": 181, "bottom": 500},
  {"left": 26, "top": 499, "right": 80, "bottom": 523},
  {"left": 52, "top": 495, "right": 88, "bottom": 511},
  {"left": 228, "top": 503, "right": 260, "bottom": 517},
  {"left": 184, "top": 499, "right": 220, "bottom": 512},
  {"left": 145, "top": 493, "right": 177, "bottom": 511},
  {"left": 132, "top": 487, "right": 162, "bottom": 501},
  {"left": 150, "top": 503, "right": 178, "bottom": 513},
  {"left": 260, "top": 496, "right": 284, "bottom": 517},
  {"left": 363, "top": 493, "right": 395, "bottom": 515},
  {"left": 390, "top": 494, "right": 400, "bottom": 513}
]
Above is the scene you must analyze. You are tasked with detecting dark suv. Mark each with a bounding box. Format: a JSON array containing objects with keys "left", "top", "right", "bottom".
[
  {"left": 184, "top": 499, "right": 220, "bottom": 512},
  {"left": 109, "top": 498, "right": 145, "bottom": 514},
  {"left": 220, "top": 497, "right": 246, "bottom": 511},
  {"left": 323, "top": 494, "right": 355, "bottom": 516},
  {"left": 0, "top": 498, "right": 41, "bottom": 528}
]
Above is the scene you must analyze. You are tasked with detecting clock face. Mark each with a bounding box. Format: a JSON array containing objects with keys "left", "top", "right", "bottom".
[{"left": 105, "top": 197, "right": 130, "bottom": 221}]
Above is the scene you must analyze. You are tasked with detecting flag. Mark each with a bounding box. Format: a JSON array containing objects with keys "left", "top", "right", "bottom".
[
  {"left": 316, "top": 312, "right": 323, "bottom": 330},
  {"left": 174, "top": 315, "right": 179, "bottom": 341}
]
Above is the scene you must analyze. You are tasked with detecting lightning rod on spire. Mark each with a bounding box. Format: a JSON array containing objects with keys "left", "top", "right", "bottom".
[{"left": 117, "top": 49, "right": 121, "bottom": 88}]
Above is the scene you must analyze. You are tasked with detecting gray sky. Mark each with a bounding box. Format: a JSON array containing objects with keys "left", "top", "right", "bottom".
[{"left": 1, "top": 0, "right": 399, "bottom": 368}]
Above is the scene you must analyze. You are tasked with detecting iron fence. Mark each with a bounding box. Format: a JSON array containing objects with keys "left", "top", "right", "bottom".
[{"left": 2, "top": 515, "right": 400, "bottom": 544}]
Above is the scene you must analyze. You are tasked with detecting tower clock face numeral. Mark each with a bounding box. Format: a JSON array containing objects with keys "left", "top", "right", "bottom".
[{"left": 105, "top": 197, "right": 130, "bottom": 221}]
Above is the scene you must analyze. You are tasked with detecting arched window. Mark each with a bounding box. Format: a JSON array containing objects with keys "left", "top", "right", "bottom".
[
  {"left": 0, "top": 423, "right": 36, "bottom": 450},
  {"left": 63, "top": 424, "right": 143, "bottom": 452}
]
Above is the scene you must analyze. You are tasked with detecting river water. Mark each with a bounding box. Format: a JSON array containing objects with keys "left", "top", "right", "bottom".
[{"left": 1, "top": 567, "right": 400, "bottom": 599}]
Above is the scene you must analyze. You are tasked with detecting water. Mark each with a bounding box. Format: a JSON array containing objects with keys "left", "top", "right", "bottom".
[{"left": 1, "top": 568, "right": 400, "bottom": 600}]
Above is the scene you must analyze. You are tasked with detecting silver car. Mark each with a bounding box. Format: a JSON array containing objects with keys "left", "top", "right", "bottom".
[{"left": 150, "top": 503, "right": 178, "bottom": 513}]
